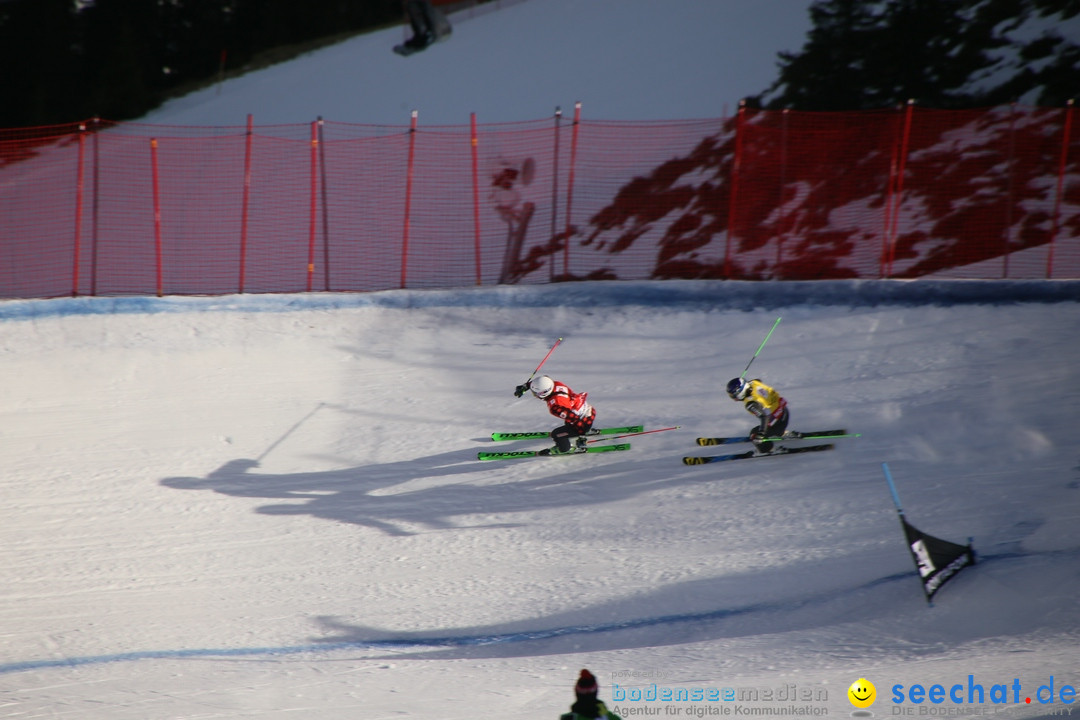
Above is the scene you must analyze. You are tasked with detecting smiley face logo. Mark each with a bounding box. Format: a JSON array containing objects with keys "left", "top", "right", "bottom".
[{"left": 848, "top": 678, "right": 876, "bottom": 708}]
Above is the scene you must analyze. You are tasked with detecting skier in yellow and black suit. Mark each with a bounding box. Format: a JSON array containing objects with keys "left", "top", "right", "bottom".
[{"left": 727, "top": 377, "right": 790, "bottom": 454}]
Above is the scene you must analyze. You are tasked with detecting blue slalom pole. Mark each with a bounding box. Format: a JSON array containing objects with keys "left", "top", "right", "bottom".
[{"left": 881, "top": 462, "right": 905, "bottom": 517}]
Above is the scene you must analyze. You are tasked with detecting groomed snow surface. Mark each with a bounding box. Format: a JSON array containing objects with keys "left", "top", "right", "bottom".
[
  {"left": 140, "top": 0, "right": 815, "bottom": 125},
  {"left": 2, "top": 280, "right": 1078, "bottom": 719}
]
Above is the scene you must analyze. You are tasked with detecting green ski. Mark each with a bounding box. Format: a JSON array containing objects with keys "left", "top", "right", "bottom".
[
  {"left": 490, "top": 425, "right": 643, "bottom": 442},
  {"left": 478, "top": 443, "right": 631, "bottom": 461}
]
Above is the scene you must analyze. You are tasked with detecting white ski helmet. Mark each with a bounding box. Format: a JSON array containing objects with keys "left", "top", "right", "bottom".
[
  {"left": 727, "top": 377, "right": 749, "bottom": 400},
  {"left": 531, "top": 375, "right": 555, "bottom": 399}
]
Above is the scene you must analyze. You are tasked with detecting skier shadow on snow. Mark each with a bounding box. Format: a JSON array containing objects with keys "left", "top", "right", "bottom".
[
  {"left": 161, "top": 450, "right": 686, "bottom": 537},
  {"left": 307, "top": 546, "right": 1079, "bottom": 661},
  {"left": 305, "top": 560, "right": 950, "bottom": 660}
]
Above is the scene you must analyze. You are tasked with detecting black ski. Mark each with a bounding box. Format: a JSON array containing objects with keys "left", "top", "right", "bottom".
[
  {"left": 479, "top": 443, "right": 631, "bottom": 461},
  {"left": 683, "top": 443, "right": 834, "bottom": 465},
  {"left": 695, "top": 429, "right": 850, "bottom": 446},
  {"left": 491, "top": 425, "right": 643, "bottom": 442}
]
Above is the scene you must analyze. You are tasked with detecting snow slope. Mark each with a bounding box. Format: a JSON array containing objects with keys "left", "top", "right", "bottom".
[
  {"left": 1, "top": 280, "right": 1079, "bottom": 719},
  {"left": 140, "top": 0, "right": 815, "bottom": 125},
  {"left": 4, "top": 1, "right": 1080, "bottom": 718}
]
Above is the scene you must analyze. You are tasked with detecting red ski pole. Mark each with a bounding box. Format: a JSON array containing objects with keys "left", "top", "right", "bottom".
[
  {"left": 527, "top": 337, "right": 562, "bottom": 383},
  {"left": 515, "top": 337, "right": 564, "bottom": 398}
]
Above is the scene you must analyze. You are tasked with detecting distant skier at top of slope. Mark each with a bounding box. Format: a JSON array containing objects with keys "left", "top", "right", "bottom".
[
  {"left": 394, "top": 0, "right": 452, "bottom": 56},
  {"left": 559, "top": 669, "right": 624, "bottom": 720},
  {"left": 726, "top": 376, "right": 790, "bottom": 454},
  {"left": 514, "top": 375, "right": 596, "bottom": 455}
]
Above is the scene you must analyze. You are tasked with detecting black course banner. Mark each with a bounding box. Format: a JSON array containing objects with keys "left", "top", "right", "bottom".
[{"left": 901, "top": 519, "right": 976, "bottom": 602}]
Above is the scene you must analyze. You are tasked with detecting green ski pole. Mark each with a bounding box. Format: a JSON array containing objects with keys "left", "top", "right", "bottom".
[{"left": 740, "top": 316, "right": 781, "bottom": 379}]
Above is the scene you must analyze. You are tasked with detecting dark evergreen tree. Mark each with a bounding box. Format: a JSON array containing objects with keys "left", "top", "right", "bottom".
[
  {"left": 756, "top": 0, "right": 1076, "bottom": 111},
  {"left": 0, "top": 0, "right": 81, "bottom": 127},
  {"left": 78, "top": 0, "right": 163, "bottom": 119},
  {"left": 0, "top": 0, "right": 404, "bottom": 127},
  {"left": 757, "top": 0, "right": 885, "bottom": 111},
  {"left": 974, "top": 0, "right": 1080, "bottom": 106},
  {"left": 156, "top": 1, "right": 243, "bottom": 91},
  {"left": 864, "top": 0, "right": 993, "bottom": 108}
]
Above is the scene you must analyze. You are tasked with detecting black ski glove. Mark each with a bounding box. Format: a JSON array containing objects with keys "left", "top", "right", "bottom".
[{"left": 514, "top": 382, "right": 530, "bottom": 398}]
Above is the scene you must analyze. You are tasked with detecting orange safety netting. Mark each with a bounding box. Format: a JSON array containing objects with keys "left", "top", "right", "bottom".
[{"left": 0, "top": 103, "right": 1077, "bottom": 299}]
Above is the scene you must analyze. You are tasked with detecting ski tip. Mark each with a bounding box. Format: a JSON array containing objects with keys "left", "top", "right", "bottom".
[{"left": 683, "top": 457, "right": 710, "bottom": 465}]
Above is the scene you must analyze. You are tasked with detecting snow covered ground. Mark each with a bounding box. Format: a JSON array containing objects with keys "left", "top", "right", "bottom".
[
  {"left": 4, "top": 2, "right": 1080, "bottom": 718},
  {"left": 140, "top": 0, "right": 815, "bottom": 125},
  {"left": 1, "top": 280, "right": 1079, "bottom": 719}
]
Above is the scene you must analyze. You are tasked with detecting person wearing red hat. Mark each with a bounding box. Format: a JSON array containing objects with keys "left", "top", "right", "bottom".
[{"left": 560, "top": 669, "right": 623, "bottom": 720}]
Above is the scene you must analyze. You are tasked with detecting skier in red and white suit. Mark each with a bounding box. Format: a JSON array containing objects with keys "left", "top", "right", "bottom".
[{"left": 514, "top": 375, "right": 596, "bottom": 454}]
